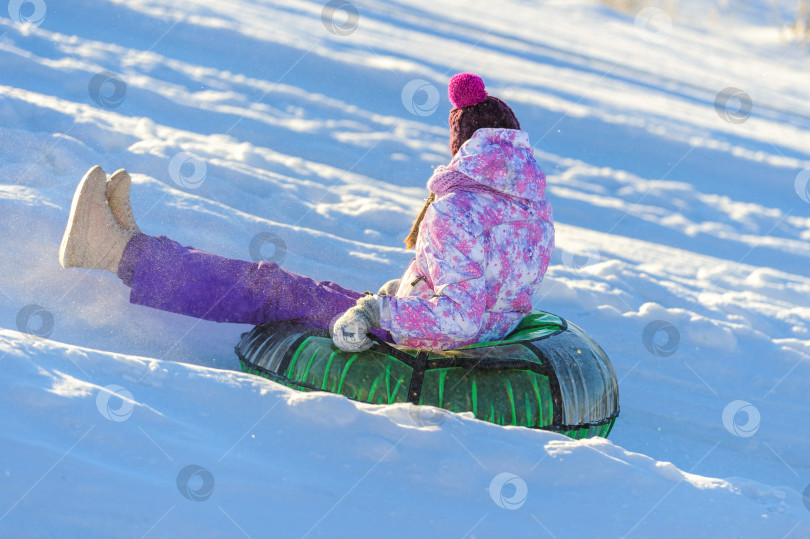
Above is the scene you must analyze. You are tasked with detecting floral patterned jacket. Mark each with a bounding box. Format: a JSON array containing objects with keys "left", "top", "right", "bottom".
[{"left": 379, "top": 128, "right": 554, "bottom": 349}]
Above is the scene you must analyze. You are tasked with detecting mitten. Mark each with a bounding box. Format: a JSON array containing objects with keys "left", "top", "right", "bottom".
[
  {"left": 331, "top": 295, "right": 382, "bottom": 352},
  {"left": 377, "top": 278, "right": 401, "bottom": 296}
]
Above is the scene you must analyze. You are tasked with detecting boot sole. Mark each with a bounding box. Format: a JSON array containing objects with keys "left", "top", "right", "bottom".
[{"left": 59, "top": 166, "right": 106, "bottom": 268}]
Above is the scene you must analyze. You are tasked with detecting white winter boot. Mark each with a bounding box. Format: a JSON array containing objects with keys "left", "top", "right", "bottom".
[
  {"left": 59, "top": 165, "right": 133, "bottom": 273},
  {"left": 106, "top": 169, "right": 142, "bottom": 235}
]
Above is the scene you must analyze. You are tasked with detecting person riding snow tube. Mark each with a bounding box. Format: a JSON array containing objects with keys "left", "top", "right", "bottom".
[{"left": 236, "top": 310, "right": 620, "bottom": 439}]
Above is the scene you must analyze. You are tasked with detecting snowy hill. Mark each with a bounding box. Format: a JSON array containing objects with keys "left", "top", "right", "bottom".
[{"left": 1, "top": 0, "right": 809, "bottom": 537}]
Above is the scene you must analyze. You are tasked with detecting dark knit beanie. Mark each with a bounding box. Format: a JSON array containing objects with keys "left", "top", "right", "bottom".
[{"left": 448, "top": 73, "right": 520, "bottom": 156}]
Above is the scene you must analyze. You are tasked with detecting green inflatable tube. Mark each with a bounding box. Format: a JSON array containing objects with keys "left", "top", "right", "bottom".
[{"left": 235, "top": 311, "right": 620, "bottom": 439}]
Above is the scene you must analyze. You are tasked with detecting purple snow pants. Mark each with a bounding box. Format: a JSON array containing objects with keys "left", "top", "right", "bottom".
[{"left": 118, "top": 234, "right": 393, "bottom": 341}]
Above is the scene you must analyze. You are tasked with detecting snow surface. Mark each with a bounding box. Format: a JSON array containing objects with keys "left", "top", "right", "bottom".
[{"left": 1, "top": 0, "right": 810, "bottom": 537}]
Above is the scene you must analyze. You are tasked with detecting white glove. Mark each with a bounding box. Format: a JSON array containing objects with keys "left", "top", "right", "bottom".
[{"left": 331, "top": 295, "right": 382, "bottom": 352}]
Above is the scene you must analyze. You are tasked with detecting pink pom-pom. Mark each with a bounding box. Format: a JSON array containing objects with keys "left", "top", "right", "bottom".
[{"left": 448, "top": 73, "right": 488, "bottom": 109}]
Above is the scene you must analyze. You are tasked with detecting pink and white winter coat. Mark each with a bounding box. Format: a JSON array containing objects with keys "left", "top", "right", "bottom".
[{"left": 379, "top": 128, "right": 555, "bottom": 349}]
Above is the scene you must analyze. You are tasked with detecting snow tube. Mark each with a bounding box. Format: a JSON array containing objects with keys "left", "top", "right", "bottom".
[{"left": 235, "top": 311, "right": 619, "bottom": 439}]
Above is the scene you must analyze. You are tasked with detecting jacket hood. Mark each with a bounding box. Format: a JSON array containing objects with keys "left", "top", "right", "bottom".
[{"left": 447, "top": 128, "right": 546, "bottom": 201}]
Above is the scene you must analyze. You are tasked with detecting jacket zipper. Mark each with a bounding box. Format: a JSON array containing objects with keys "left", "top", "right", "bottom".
[{"left": 402, "top": 275, "right": 427, "bottom": 296}]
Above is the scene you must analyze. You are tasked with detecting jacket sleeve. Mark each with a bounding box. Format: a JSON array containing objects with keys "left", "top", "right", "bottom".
[{"left": 381, "top": 203, "right": 487, "bottom": 343}]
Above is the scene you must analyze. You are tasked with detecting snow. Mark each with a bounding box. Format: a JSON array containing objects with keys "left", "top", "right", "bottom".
[{"left": 1, "top": 0, "right": 809, "bottom": 536}]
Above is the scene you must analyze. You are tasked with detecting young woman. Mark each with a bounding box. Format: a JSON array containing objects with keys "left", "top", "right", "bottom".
[{"left": 59, "top": 73, "right": 555, "bottom": 352}]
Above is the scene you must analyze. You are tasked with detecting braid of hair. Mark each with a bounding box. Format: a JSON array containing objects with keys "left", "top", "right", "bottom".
[{"left": 403, "top": 193, "right": 436, "bottom": 249}]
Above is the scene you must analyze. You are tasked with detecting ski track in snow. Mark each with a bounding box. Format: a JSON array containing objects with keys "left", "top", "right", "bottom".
[{"left": 1, "top": 0, "right": 809, "bottom": 537}]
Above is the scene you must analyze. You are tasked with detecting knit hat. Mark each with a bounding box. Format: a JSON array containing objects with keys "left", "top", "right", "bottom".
[{"left": 448, "top": 73, "right": 520, "bottom": 156}]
